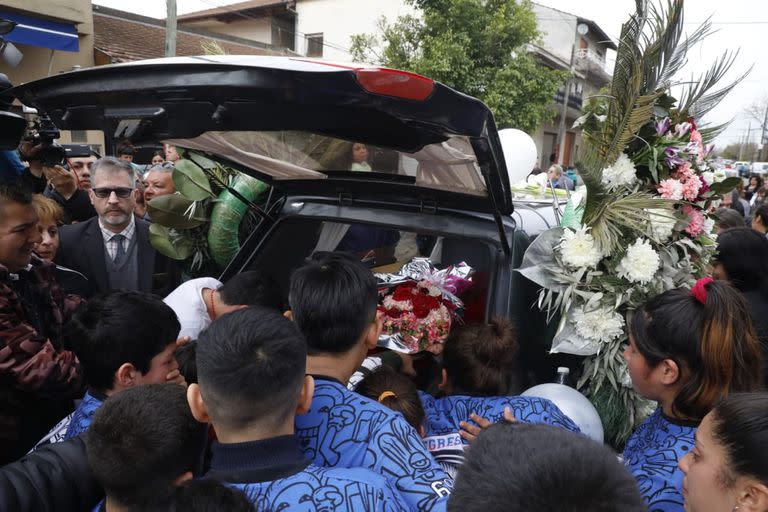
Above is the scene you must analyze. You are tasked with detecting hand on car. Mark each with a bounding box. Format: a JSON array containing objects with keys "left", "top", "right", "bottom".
[{"left": 459, "top": 406, "right": 516, "bottom": 444}]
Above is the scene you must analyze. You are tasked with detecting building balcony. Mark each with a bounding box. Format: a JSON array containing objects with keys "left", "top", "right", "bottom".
[
  {"left": 555, "top": 90, "right": 583, "bottom": 111},
  {"left": 574, "top": 48, "right": 612, "bottom": 87}
]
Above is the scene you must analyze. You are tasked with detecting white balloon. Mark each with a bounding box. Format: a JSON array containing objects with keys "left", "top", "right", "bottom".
[
  {"left": 522, "top": 383, "right": 604, "bottom": 443},
  {"left": 498, "top": 128, "right": 538, "bottom": 185}
]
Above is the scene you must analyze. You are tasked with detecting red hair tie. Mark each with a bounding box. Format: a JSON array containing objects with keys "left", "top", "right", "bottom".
[{"left": 691, "top": 277, "right": 713, "bottom": 305}]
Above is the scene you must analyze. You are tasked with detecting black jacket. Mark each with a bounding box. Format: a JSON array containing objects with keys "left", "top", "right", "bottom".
[
  {"left": 0, "top": 435, "right": 102, "bottom": 512},
  {"left": 55, "top": 216, "right": 181, "bottom": 298}
]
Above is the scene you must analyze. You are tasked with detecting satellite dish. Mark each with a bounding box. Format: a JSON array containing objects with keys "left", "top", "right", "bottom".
[{"left": 577, "top": 23, "right": 589, "bottom": 36}]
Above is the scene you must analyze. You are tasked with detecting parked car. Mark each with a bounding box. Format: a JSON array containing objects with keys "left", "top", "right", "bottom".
[
  {"left": 751, "top": 162, "right": 768, "bottom": 176},
  {"left": 734, "top": 160, "right": 751, "bottom": 177},
  {"left": 11, "top": 55, "right": 570, "bottom": 385}
]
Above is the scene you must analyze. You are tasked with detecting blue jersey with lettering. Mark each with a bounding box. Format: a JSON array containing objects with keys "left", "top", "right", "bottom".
[
  {"left": 64, "top": 390, "right": 105, "bottom": 439},
  {"left": 419, "top": 392, "right": 580, "bottom": 473},
  {"left": 623, "top": 408, "right": 697, "bottom": 512},
  {"left": 207, "top": 436, "right": 409, "bottom": 511},
  {"left": 295, "top": 377, "right": 451, "bottom": 511}
]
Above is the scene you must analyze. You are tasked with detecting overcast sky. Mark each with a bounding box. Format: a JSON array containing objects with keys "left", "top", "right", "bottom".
[{"left": 94, "top": 0, "right": 766, "bottom": 148}]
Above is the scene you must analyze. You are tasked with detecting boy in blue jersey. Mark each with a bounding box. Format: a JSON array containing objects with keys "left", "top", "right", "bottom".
[
  {"left": 86, "top": 384, "right": 206, "bottom": 511},
  {"left": 41, "top": 290, "right": 184, "bottom": 443},
  {"left": 187, "top": 307, "right": 409, "bottom": 511},
  {"left": 288, "top": 255, "right": 452, "bottom": 511}
]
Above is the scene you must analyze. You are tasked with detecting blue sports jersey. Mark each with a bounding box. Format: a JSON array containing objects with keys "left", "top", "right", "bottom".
[
  {"left": 419, "top": 392, "right": 580, "bottom": 471},
  {"left": 623, "top": 408, "right": 698, "bottom": 512},
  {"left": 64, "top": 390, "right": 105, "bottom": 440},
  {"left": 295, "top": 377, "right": 451, "bottom": 511},
  {"left": 207, "top": 435, "right": 409, "bottom": 511}
]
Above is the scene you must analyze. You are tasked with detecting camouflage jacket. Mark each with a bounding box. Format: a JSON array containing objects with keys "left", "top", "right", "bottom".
[{"left": 0, "top": 257, "right": 83, "bottom": 463}]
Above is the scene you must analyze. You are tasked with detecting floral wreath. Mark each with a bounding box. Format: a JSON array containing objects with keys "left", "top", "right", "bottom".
[{"left": 517, "top": 0, "right": 746, "bottom": 446}]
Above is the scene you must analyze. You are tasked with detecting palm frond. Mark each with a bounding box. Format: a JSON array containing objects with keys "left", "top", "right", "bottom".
[
  {"left": 640, "top": 0, "right": 685, "bottom": 93},
  {"left": 588, "top": 193, "right": 674, "bottom": 254},
  {"left": 678, "top": 50, "right": 750, "bottom": 118},
  {"left": 697, "top": 120, "right": 732, "bottom": 144}
]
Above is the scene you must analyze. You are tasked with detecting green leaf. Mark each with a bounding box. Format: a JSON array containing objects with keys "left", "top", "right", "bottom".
[
  {"left": 172, "top": 159, "right": 215, "bottom": 201},
  {"left": 708, "top": 177, "right": 741, "bottom": 196},
  {"left": 187, "top": 152, "right": 219, "bottom": 170},
  {"left": 149, "top": 223, "right": 193, "bottom": 260},
  {"left": 147, "top": 194, "right": 207, "bottom": 229}
]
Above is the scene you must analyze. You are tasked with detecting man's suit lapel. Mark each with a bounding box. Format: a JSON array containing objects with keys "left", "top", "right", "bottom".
[
  {"left": 135, "top": 219, "right": 155, "bottom": 293},
  {"left": 83, "top": 219, "right": 109, "bottom": 293}
]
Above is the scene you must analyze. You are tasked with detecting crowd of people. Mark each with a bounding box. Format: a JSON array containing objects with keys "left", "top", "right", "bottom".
[{"left": 0, "top": 140, "right": 767, "bottom": 512}]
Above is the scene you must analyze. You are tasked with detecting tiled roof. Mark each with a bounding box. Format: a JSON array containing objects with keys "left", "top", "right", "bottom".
[
  {"left": 93, "top": 5, "right": 280, "bottom": 63},
  {"left": 177, "top": 0, "right": 291, "bottom": 22}
]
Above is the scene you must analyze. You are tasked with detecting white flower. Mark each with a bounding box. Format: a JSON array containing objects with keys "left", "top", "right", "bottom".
[
  {"left": 617, "top": 238, "right": 661, "bottom": 284},
  {"left": 559, "top": 227, "right": 603, "bottom": 268},
  {"left": 701, "top": 217, "right": 715, "bottom": 236},
  {"left": 601, "top": 153, "right": 637, "bottom": 189},
  {"left": 646, "top": 208, "right": 677, "bottom": 242},
  {"left": 572, "top": 306, "right": 625, "bottom": 344},
  {"left": 702, "top": 171, "right": 715, "bottom": 186}
]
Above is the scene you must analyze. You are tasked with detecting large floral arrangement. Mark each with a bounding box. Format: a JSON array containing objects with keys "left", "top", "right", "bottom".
[
  {"left": 518, "top": 0, "right": 745, "bottom": 446},
  {"left": 376, "top": 259, "right": 473, "bottom": 355},
  {"left": 379, "top": 280, "right": 454, "bottom": 354}
]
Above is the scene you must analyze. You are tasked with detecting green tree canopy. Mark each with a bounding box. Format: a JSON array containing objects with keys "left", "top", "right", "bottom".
[{"left": 350, "top": 0, "right": 567, "bottom": 132}]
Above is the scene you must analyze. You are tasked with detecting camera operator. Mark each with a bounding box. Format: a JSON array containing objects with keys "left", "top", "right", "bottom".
[{"left": 18, "top": 141, "right": 96, "bottom": 223}]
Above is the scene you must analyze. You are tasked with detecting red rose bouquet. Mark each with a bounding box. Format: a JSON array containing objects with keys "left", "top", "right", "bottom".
[{"left": 378, "top": 280, "right": 454, "bottom": 354}]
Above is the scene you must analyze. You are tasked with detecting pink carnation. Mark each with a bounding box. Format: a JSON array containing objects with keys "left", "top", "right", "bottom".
[
  {"left": 658, "top": 179, "right": 684, "bottom": 200},
  {"left": 681, "top": 176, "right": 702, "bottom": 201},
  {"left": 683, "top": 205, "right": 705, "bottom": 236}
]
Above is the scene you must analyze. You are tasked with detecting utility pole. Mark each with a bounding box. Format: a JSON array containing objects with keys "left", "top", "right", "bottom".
[
  {"left": 165, "top": 0, "right": 177, "bottom": 57},
  {"left": 761, "top": 104, "right": 768, "bottom": 160}
]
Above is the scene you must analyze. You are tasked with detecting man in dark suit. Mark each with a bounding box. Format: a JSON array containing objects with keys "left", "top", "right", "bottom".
[{"left": 56, "top": 157, "right": 179, "bottom": 297}]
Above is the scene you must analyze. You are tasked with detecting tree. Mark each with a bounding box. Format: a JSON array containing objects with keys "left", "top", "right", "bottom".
[
  {"left": 718, "top": 142, "right": 758, "bottom": 161},
  {"left": 350, "top": 0, "right": 567, "bottom": 132}
]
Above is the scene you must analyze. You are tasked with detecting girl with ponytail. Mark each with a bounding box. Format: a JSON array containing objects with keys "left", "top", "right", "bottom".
[
  {"left": 418, "top": 317, "right": 580, "bottom": 477},
  {"left": 623, "top": 278, "right": 763, "bottom": 512}
]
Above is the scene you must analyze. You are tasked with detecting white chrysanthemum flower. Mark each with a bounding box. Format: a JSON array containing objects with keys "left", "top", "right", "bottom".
[
  {"left": 601, "top": 153, "right": 637, "bottom": 189},
  {"left": 701, "top": 217, "right": 715, "bottom": 236},
  {"left": 617, "top": 238, "right": 660, "bottom": 284},
  {"left": 558, "top": 227, "right": 603, "bottom": 269},
  {"left": 702, "top": 171, "right": 715, "bottom": 186},
  {"left": 646, "top": 208, "right": 677, "bottom": 242},
  {"left": 572, "top": 306, "right": 625, "bottom": 344}
]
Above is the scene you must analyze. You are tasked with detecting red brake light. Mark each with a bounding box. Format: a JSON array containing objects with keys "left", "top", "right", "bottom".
[{"left": 354, "top": 68, "right": 435, "bottom": 101}]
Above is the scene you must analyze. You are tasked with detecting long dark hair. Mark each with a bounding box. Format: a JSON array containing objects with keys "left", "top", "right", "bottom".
[
  {"left": 630, "top": 281, "right": 762, "bottom": 421},
  {"left": 355, "top": 366, "right": 425, "bottom": 432},
  {"left": 711, "top": 393, "right": 768, "bottom": 487}
]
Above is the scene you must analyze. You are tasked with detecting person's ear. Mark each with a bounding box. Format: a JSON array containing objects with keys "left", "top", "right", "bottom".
[
  {"left": 296, "top": 375, "right": 315, "bottom": 415},
  {"left": 186, "top": 383, "right": 211, "bottom": 423},
  {"left": 172, "top": 472, "right": 193, "bottom": 487},
  {"left": 438, "top": 368, "right": 449, "bottom": 391},
  {"left": 131, "top": 188, "right": 140, "bottom": 203},
  {"left": 659, "top": 358, "right": 680, "bottom": 385},
  {"left": 88, "top": 188, "right": 96, "bottom": 206},
  {"left": 738, "top": 480, "right": 768, "bottom": 512},
  {"left": 115, "top": 362, "right": 139, "bottom": 388},
  {"left": 284, "top": 310, "right": 293, "bottom": 321},
  {"left": 364, "top": 315, "right": 383, "bottom": 350}
]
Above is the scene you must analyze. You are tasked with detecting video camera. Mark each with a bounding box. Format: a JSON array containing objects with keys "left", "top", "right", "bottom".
[{"left": 23, "top": 112, "right": 67, "bottom": 167}]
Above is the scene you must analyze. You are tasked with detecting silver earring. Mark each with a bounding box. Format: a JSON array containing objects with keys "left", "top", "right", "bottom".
[{"left": 732, "top": 506, "right": 739, "bottom": 512}]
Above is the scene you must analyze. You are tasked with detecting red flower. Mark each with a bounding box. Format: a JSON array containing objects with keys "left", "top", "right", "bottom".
[
  {"left": 412, "top": 294, "right": 440, "bottom": 319},
  {"left": 393, "top": 284, "right": 416, "bottom": 301},
  {"left": 688, "top": 117, "right": 697, "bottom": 132}
]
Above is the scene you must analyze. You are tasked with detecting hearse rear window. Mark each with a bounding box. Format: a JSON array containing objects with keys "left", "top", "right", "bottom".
[{"left": 165, "top": 131, "right": 487, "bottom": 197}]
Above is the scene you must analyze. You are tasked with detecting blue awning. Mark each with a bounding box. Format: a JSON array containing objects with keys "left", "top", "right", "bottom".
[{"left": 0, "top": 11, "right": 79, "bottom": 52}]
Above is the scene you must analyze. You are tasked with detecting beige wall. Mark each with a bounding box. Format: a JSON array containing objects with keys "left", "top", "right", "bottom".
[{"left": 180, "top": 18, "right": 272, "bottom": 45}]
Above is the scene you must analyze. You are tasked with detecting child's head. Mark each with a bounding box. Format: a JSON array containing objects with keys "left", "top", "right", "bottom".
[
  {"left": 355, "top": 366, "right": 425, "bottom": 434},
  {"left": 626, "top": 279, "right": 762, "bottom": 421},
  {"left": 189, "top": 307, "right": 313, "bottom": 439},
  {"left": 440, "top": 317, "right": 518, "bottom": 396},
  {"left": 154, "top": 479, "right": 256, "bottom": 512},
  {"left": 218, "top": 270, "right": 284, "bottom": 313},
  {"left": 86, "top": 384, "right": 204, "bottom": 509},
  {"left": 288, "top": 253, "right": 380, "bottom": 357},
  {"left": 175, "top": 340, "right": 197, "bottom": 385},
  {"left": 448, "top": 422, "right": 646, "bottom": 512},
  {"left": 714, "top": 227, "right": 768, "bottom": 292},
  {"left": 66, "top": 290, "right": 181, "bottom": 394}
]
